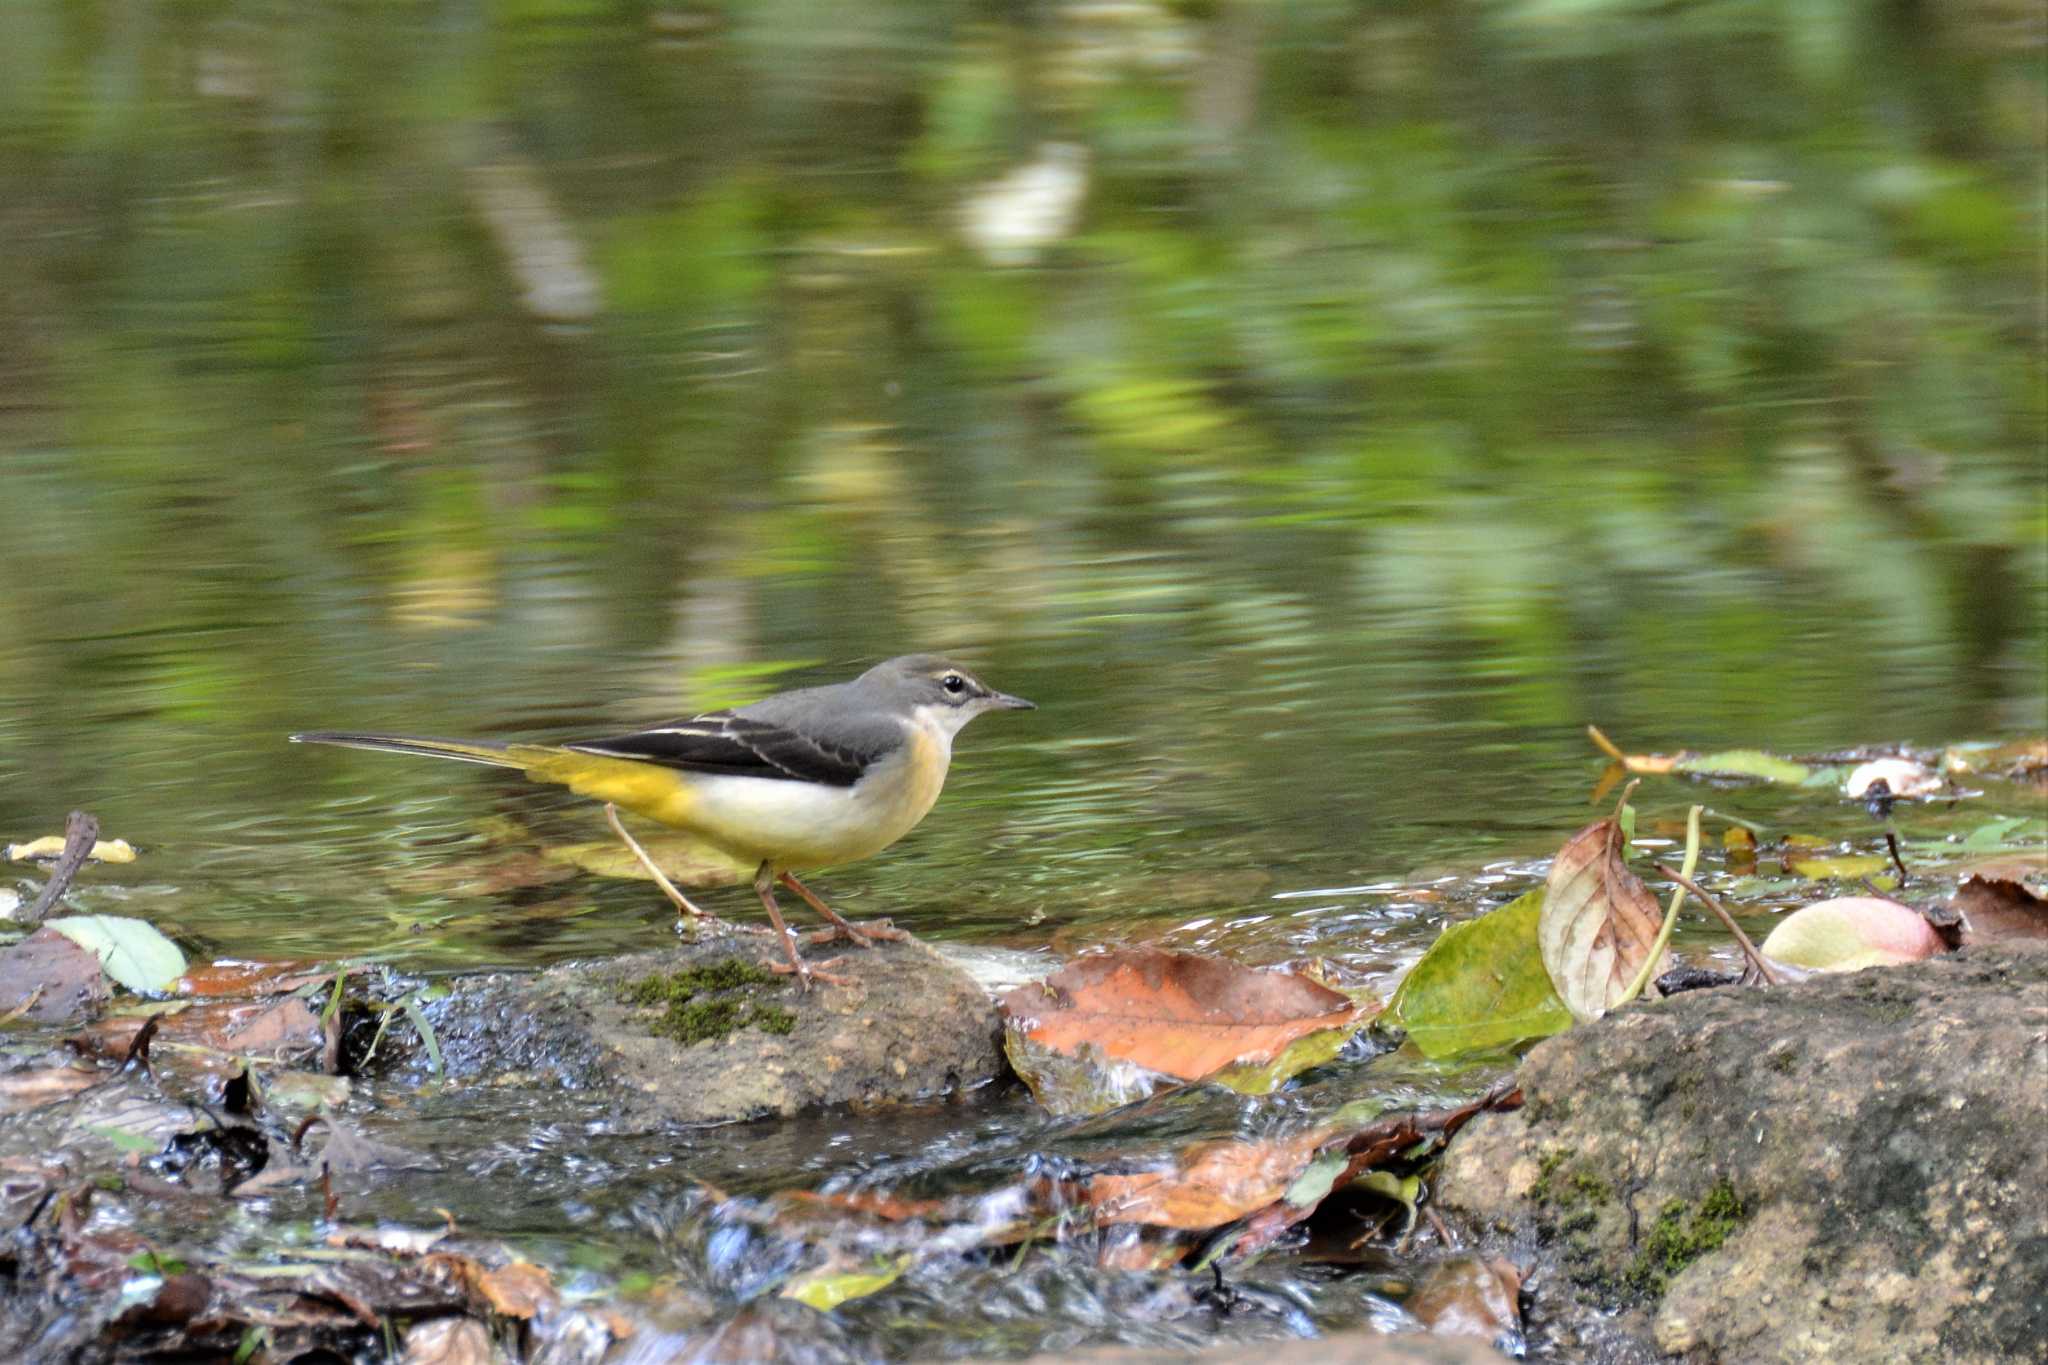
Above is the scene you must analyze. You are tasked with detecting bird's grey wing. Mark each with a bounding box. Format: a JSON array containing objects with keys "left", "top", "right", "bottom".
[{"left": 563, "top": 711, "right": 888, "bottom": 788}]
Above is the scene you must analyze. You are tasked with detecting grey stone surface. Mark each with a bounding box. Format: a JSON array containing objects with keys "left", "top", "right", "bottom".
[
  {"left": 412, "top": 925, "right": 1003, "bottom": 1124},
  {"left": 1435, "top": 945, "right": 2048, "bottom": 1363},
  {"left": 1009, "top": 1332, "right": 1508, "bottom": 1363}
]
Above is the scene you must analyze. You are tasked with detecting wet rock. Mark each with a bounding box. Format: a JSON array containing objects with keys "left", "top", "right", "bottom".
[
  {"left": 1434, "top": 945, "right": 2047, "bottom": 1364},
  {"left": 1011, "top": 1333, "right": 1508, "bottom": 1363},
  {"left": 411, "top": 926, "right": 1002, "bottom": 1124}
]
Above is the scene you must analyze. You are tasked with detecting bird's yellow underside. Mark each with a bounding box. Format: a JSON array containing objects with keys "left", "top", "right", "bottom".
[{"left": 500, "top": 728, "right": 949, "bottom": 871}]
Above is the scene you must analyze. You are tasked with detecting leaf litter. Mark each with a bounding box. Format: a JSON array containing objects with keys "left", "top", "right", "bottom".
[{"left": 999, "top": 949, "right": 1376, "bottom": 1114}]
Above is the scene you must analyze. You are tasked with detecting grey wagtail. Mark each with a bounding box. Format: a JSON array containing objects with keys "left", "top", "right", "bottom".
[{"left": 291, "top": 655, "right": 1034, "bottom": 988}]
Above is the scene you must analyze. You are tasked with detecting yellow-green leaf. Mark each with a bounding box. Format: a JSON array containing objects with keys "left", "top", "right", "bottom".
[
  {"left": 1387, "top": 889, "right": 1574, "bottom": 1059},
  {"left": 781, "top": 1255, "right": 910, "bottom": 1312}
]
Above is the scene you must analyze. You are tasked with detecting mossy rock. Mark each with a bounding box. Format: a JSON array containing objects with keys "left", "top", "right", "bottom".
[{"left": 401, "top": 924, "right": 1002, "bottom": 1124}]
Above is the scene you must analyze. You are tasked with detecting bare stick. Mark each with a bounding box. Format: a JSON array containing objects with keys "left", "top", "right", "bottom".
[
  {"left": 23, "top": 810, "right": 100, "bottom": 927},
  {"left": 1884, "top": 830, "right": 1909, "bottom": 885},
  {"left": 1654, "top": 863, "right": 1783, "bottom": 986}
]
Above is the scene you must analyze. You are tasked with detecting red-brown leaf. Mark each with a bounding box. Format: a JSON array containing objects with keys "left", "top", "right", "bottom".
[{"left": 998, "top": 949, "right": 1366, "bottom": 1082}]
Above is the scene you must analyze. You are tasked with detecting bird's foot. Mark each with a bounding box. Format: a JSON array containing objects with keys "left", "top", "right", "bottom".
[
  {"left": 767, "top": 955, "right": 854, "bottom": 991},
  {"left": 803, "top": 918, "right": 908, "bottom": 949}
]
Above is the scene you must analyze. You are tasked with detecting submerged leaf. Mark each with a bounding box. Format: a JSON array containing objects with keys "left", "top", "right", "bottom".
[
  {"left": 781, "top": 1254, "right": 909, "bottom": 1311},
  {"left": 998, "top": 950, "right": 1369, "bottom": 1114},
  {"left": 1540, "top": 816, "right": 1670, "bottom": 1022},
  {"left": 1084, "top": 1129, "right": 1332, "bottom": 1230},
  {"left": 1405, "top": 1255, "right": 1524, "bottom": 1342},
  {"left": 1672, "top": 750, "right": 1824, "bottom": 785},
  {"left": 46, "top": 916, "right": 187, "bottom": 995},
  {"left": 1784, "top": 852, "right": 1893, "bottom": 882},
  {"left": 1388, "top": 889, "right": 1573, "bottom": 1058},
  {"left": 1758, "top": 898, "right": 1946, "bottom": 971}
]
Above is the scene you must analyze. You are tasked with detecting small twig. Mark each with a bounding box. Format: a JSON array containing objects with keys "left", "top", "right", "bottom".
[
  {"left": 1884, "top": 830, "right": 1909, "bottom": 885},
  {"left": 1654, "top": 863, "right": 1783, "bottom": 985},
  {"left": 1423, "top": 1204, "right": 1458, "bottom": 1251},
  {"left": 22, "top": 811, "right": 100, "bottom": 927}
]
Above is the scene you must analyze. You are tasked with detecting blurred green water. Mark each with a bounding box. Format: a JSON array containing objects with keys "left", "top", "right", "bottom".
[{"left": 0, "top": 0, "right": 2041, "bottom": 979}]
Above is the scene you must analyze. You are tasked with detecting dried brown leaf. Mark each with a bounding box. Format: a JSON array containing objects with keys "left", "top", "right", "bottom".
[
  {"left": 998, "top": 949, "right": 1366, "bottom": 1083},
  {"left": 476, "top": 1261, "right": 557, "bottom": 1319},
  {"left": 1405, "top": 1254, "right": 1524, "bottom": 1340},
  {"left": 401, "top": 1314, "right": 494, "bottom": 1365},
  {"left": 1953, "top": 876, "right": 2048, "bottom": 946},
  {"left": 1541, "top": 817, "right": 1671, "bottom": 1021},
  {"left": 0, "top": 927, "right": 108, "bottom": 1022},
  {"left": 0, "top": 1065, "right": 102, "bottom": 1114}
]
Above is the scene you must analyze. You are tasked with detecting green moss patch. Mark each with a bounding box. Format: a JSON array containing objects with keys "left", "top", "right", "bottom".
[
  {"left": 620, "top": 959, "right": 795, "bottom": 1044},
  {"left": 1628, "top": 1178, "right": 1747, "bottom": 1296}
]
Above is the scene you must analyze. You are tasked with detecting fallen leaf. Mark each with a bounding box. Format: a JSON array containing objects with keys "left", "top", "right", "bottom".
[
  {"left": 1941, "top": 738, "right": 2048, "bottom": 778},
  {"left": 328, "top": 1224, "right": 450, "bottom": 1256},
  {"left": 1758, "top": 897, "right": 1947, "bottom": 971},
  {"left": 998, "top": 950, "right": 1368, "bottom": 1111},
  {"left": 1540, "top": 815, "right": 1671, "bottom": 1022},
  {"left": 1949, "top": 851, "right": 2048, "bottom": 885},
  {"left": 6, "top": 836, "right": 136, "bottom": 864},
  {"left": 1084, "top": 1127, "right": 1334, "bottom": 1230},
  {"left": 777, "top": 1189, "right": 955, "bottom": 1222},
  {"left": 174, "top": 959, "right": 331, "bottom": 997},
  {"left": 0, "top": 926, "right": 110, "bottom": 1021},
  {"left": 1584, "top": 729, "right": 1832, "bottom": 786},
  {"left": 1405, "top": 1255, "right": 1524, "bottom": 1342},
  {"left": 45, "top": 915, "right": 187, "bottom": 995},
  {"left": 263, "top": 1071, "right": 353, "bottom": 1111},
  {"left": 1095, "top": 1229, "right": 1187, "bottom": 1271},
  {"left": 1784, "top": 852, "right": 1893, "bottom": 882},
  {"left": 1674, "top": 750, "right": 1824, "bottom": 785},
  {"left": 477, "top": 1261, "right": 557, "bottom": 1319},
  {"left": 779, "top": 1254, "right": 909, "bottom": 1311},
  {"left": 77, "top": 998, "right": 325, "bottom": 1071},
  {"left": 0, "top": 1065, "right": 103, "bottom": 1113},
  {"left": 401, "top": 1315, "right": 493, "bottom": 1365},
  {"left": 1387, "top": 889, "right": 1573, "bottom": 1059},
  {"left": 1951, "top": 876, "right": 2048, "bottom": 946}
]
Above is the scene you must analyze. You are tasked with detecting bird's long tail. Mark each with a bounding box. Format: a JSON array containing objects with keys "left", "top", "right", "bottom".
[
  {"left": 291, "top": 730, "right": 697, "bottom": 828},
  {"left": 289, "top": 731, "right": 528, "bottom": 768}
]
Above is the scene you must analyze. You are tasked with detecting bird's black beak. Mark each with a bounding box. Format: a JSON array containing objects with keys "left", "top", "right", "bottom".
[{"left": 989, "top": 690, "right": 1036, "bottom": 711}]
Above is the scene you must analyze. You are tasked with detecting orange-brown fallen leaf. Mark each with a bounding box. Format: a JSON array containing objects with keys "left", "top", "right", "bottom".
[
  {"left": 77, "top": 997, "right": 326, "bottom": 1071},
  {"left": 174, "top": 959, "right": 331, "bottom": 997},
  {"left": 1540, "top": 814, "right": 1670, "bottom": 1021},
  {"left": 999, "top": 949, "right": 1368, "bottom": 1083},
  {"left": 777, "top": 1188, "right": 956, "bottom": 1222},
  {"left": 1082, "top": 1128, "right": 1331, "bottom": 1230},
  {"left": 476, "top": 1260, "right": 558, "bottom": 1319}
]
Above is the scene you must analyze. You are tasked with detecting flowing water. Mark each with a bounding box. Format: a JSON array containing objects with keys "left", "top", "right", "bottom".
[{"left": 1, "top": 0, "right": 2041, "bottom": 1356}]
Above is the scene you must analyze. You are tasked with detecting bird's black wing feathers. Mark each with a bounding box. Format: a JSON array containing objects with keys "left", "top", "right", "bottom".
[{"left": 563, "top": 712, "right": 877, "bottom": 787}]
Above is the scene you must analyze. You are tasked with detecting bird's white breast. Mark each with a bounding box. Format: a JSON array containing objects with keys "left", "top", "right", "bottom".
[{"left": 681, "top": 718, "right": 951, "bottom": 870}]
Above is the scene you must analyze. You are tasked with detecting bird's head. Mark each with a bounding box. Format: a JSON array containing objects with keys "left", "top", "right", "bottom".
[{"left": 866, "top": 654, "right": 1035, "bottom": 736}]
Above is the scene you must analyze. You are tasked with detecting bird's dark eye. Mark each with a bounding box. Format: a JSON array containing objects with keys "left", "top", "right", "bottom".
[{"left": 941, "top": 673, "right": 967, "bottom": 696}]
